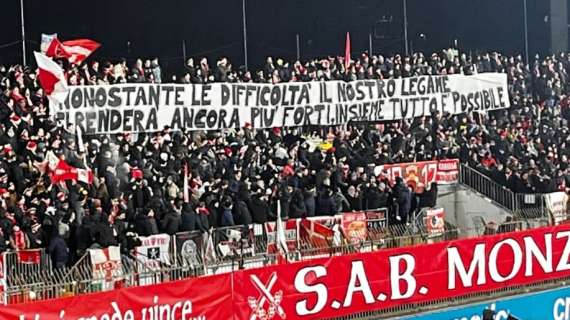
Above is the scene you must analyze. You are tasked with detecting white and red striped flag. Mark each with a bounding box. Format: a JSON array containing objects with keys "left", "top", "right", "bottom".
[
  {"left": 275, "top": 201, "right": 289, "bottom": 263},
  {"left": 46, "top": 38, "right": 100, "bottom": 65},
  {"left": 33, "top": 51, "right": 69, "bottom": 104}
]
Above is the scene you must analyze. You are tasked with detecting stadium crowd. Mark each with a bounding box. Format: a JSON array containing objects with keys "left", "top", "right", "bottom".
[{"left": 0, "top": 49, "right": 569, "bottom": 268}]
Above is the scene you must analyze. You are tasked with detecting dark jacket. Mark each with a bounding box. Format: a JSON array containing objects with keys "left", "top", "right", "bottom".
[
  {"left": 303, "top": 189, "right": 316, "bottom": 217},
  {"left": 161, "top": 211, "right": 181, "bottom": 235},
  {"left": 317, "top": 190, "right": 336, "bottom": 216},
  {"left": 289, "top": 189, "right": 306, "bottom": 218},
  {"left": 248, "top": 195, "right": 271, "bottom": 223},
  {"left": 48, "top": 235, "right": 69, "bottom": 269}
]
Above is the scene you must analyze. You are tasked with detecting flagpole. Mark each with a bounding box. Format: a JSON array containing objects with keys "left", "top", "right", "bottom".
[
  {"left": 242, "top": 0, "right": 249, "bottom": 72},
  {"left": 20, "top": 0, "right": 26, "bottom": 66},
  {"left": 296, "top": 34, "right": 300, "bottom": 61},
  {"left": 523, "top": 0, "right": 529, "bottom": 66},
  {"left": 403, "top": 0, "right": 409, "bottom": 56},
  {"left": 369, "top": 32, "right": 373, "bottom": 56}
]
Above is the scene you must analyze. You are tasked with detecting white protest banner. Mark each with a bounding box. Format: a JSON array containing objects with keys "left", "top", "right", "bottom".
[
  {"left": 52, "top": 73, "right": 509, "bottom": 134},
  {"left": 545, "top": 191, "right": 569, "bottom": 225}
]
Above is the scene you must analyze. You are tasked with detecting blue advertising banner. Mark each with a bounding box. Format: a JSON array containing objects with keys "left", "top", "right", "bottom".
[{"left": 401, "top": 286, "right": 570, "bottom": 320}]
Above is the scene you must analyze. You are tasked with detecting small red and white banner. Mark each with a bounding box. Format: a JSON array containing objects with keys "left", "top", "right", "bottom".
[
  {"left": 88, "top": 246, "right": 122, "bottom": 281},
  {"left": 16, "top": 249, "right": 42, "bottom": 264},
  {"left": 341, "top": 211, "right": 368, "bottom": 246},
  {"left": 265, "top": 220, "right": 299, "bottom": 255},
  {"left": 374, "top": 159, "right": 459, "bottom": 192},
  {"left": 425, "top": 208, "right": 445, "bottom": 236}
]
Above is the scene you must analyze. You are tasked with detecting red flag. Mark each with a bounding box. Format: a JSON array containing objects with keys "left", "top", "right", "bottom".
[
  {"left": 61, "top": 39, "right": 101, "bottom": 64},
  {"left": 50, "top": 159, "right": 94, "bottom": 184},
  {"left": 33, "top": 52, "right": 68, "bottom": 104},
  {"left": 344, "top": 32, "right": 351, "bottom": 71},
  {"left": 301, "top": 219, "right": 334, "bottom": 248},
  {"left": 17, "top": 250, "right": 41, "bottom": 264},
  {"left": 45, "top": 38, "right": 100, "bottom": 65},
  {"left": 45, "top": 38, "right": 69, "bottom": 60}
]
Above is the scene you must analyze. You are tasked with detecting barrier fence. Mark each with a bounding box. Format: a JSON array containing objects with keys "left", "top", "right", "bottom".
[
  {"left": 459, "top": 164, "right": 565, "bottom": 226},
  {"left": 2, "top": 223, "right": 570, "bottom": 320}
]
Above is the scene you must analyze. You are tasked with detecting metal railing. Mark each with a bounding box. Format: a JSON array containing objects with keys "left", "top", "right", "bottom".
[
  {"left": 2, "top": 217, "right": 458, "bottom": 304},
  {"left": 459, "top": 164, "right": 550, "bottom": 223},
  {"left": 459, "top": 164, "right": 516, "bottom": 211}
]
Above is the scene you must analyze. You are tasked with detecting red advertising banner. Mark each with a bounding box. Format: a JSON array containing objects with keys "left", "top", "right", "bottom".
[
  {"left": 0, "top": 273, "right": 233, "bottom": 319},
  {"left": 233, "top": 224, "right": 570, "bottom": 319},
  {"left": 5, "top": 224, "right": 570, "bottom": 320},
  {"left": 375, "top": 159, "right": 459, "bottom": 192}
]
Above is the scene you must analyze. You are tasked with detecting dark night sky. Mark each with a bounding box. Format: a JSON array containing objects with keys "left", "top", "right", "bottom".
[{"left": 0, "top": 0, "right": 556, "bottom": 73}]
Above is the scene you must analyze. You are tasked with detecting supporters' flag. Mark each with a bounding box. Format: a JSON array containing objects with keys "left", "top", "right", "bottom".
[
  {"left": 40, "top": 33, "right": 58, "bottom": 53},
  {"left": 275, "top": 201, "right": 289, "bottom": 263},
  {"left": 45, "top": 38, "right": 68, "bottom": 60},
  {"left": 88, "top": 246, "right": 122, "bottom": 280},
  {"left": 46, "top": 38, "right": 101, "bottom": 65},
  {"left": 426, "top": 208, "right": 445, "bottom": 236},
  {"left": 60, "top": 39, "right": 101, "bottom": 64},
  {"left": 175, "top": 231, "right": 203, "bottom": 268},
  {"left": 136, "top": 234, "right": 171, "bottom": 270},
  {"left": 16, "top": 249, "right": 42, "bottom": 264},
  {"left": 203, "top": 229, "right": 217, "bottom": 265},
  {"left": 301, "top": 219, "right": 333, "bottom": 248},
  {"left": 344, "top": 32, "right": 351, "bottom": 71},
  {"left": 50, "top": 159, "right": 94, "bottom": 184},
  {"left": 341, "top": 212, "right": 368, "bottom": 246},
  {"left": 33, "top": 52, "right": 69, "bottom": 104},
  {"left": 183, "top": 163, "right": 190, "bottom": 203}
]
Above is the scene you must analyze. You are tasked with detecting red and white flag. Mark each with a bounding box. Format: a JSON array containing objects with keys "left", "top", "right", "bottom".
[
  {"left": 40, "top": 33, "right": 58, "bottom": 53},
  {"left": 275, "top": 201, "right": 289, "bottom": 263},
  {"left": 88, "top": 246, "right": 122, "bottom": 280},
  {"left": 344, "top": 32, "right": 351, "bottom": 71},
  {"left": 46, "top": 38, "right": 100, "bottom": 65},
  {"left": 33, "top": 51, "right": 69, "bottom": 104},
  {"left": 50, "top": 159, "right": 94, "bottom": 184}
]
